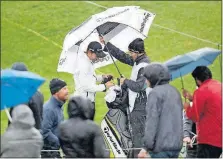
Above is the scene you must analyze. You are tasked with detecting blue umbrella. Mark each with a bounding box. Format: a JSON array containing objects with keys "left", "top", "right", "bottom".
[
  {"left": 1, "top": 69, "right": 45, "bottom": 110},
  {"left": 164, "top": 47, "right": 221, "bottom": 87}
]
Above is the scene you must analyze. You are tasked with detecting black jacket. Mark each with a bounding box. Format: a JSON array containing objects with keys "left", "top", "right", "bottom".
[
  {"left": 105, "top": 42, "right": 150, "bottom": 93},
  {"left": 58, "top": 96, "right": 109, "bottom": 158},
  {"left": 8, "top": 91, "right": 44, "bottom": 129}
]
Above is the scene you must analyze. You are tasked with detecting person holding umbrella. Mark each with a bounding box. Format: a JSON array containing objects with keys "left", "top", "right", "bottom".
[
  {"left": 100, "top": 36, "right": 150, "bottom": 157},
  {"left": 8, "top": 62, "right": 44, "bottom": 130},
  {"left": 1, "top": 69, "right": 45, "bottom": 158},
  {"left": 73, "top": 41, "right": 114, "bottom": 119},
  {"left": 182, "top": 66, "right": 222, "bottom": 158}
]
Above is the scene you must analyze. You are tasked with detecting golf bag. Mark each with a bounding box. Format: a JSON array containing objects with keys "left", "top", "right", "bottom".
[{"left": 101, "top": 86, "right": 133, "bottom": 158}]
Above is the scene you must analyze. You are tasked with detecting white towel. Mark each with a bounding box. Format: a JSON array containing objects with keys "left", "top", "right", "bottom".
[{"left": 104, "top": 85, "right": 121, "bottom": 103}]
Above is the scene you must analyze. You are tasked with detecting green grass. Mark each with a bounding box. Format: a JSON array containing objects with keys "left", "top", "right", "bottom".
[{"left": 1, "top": 1, "right": 221, "bottom": 135}]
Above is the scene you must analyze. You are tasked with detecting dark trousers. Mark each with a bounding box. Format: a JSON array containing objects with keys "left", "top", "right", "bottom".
[
  {"left": 187, "top": 145, "right": 197, "bottom": 158},
  {"left": 187, "top": 149, "right": 197, "bottom": 158},
  {"left": 197, "top": 144, "right": 222, "bottom": 158},
  {"left": 41, "top": 141, "right": 61, "bottom": 158},
  {"left": 41, "top": 146, "right": 61, "bottom": 158},
  {"left": 130, "top": 94, "right": 147, "bottom": 158}
]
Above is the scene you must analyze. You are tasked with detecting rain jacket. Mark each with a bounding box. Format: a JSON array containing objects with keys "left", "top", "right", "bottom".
[
  {"left": 41, "top": 96, "right": 64, "bottom": 150},
  {"left": 143, "top": 63, "right": 183, "bottom": 153},
  {"left": 58, "top": 96, "right": 109, "bottom": 158},
  {"left": 73, "top": 53, "right": 106, "bottom": 102},
  {"left": 186, "top": 79, "right": 222, "bottom": 148},
  {"left": 1, "top": 104, "right": 43, "bottom": 158}
]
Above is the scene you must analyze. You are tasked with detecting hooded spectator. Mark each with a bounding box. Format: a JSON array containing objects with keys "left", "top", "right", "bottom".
[
  {"left": 138, "top": 63, "right": 183, "bottom": 158},
  {"left": 59, "top": 96, "right": 109, "bottom": 158},
  {"left": 1, "top": 104, "right": 43, "bottom": 157}
]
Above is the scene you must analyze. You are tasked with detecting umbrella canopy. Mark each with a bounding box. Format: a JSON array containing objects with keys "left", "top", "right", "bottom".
[
  {"left": 57, "top": 6, "right": 156, "bottom": 74},
  {"left": 164, "top": 47, "right": 221, "bottom": 81},
  {"left": 1, "top": 69, "right": 45, "bottom": 110}
]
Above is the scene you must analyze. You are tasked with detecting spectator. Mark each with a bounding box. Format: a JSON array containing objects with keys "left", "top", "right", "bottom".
[
  {"left": 41, "top": 78, "right": 69, "bottom": 158},
  {"left": 8, "top": 62, "right": 44, "bottom": 130},
  {"left": 183, "top": 66, "right": 222, "bottom": 158},
  {"left": 59, "top": 96, "right": 109, "bottom": 158},
  {"left": 1, "top": 104, "right": 43, "bottom": 158},
  {"left": 138, "top": 63, "right": 183, "bottom": 158}
]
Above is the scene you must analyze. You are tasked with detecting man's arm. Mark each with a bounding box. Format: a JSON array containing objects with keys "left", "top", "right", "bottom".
[
  {"left": 143, "top": 91, "right": 161, "bottom": 151},
  {"left": 123, "top": 68, "right": 147, "bottom": 92},
  {"left": 186, "top": 90, "right": 206, "bottom": 122},
  {"left": 104, "top": 42, "right": 134, "bottom": 66},
  {"left": 183, "top": 111, "right": 193, "bottom": 138},
  {"left": 74, "top": 73, "right": 106, "bottom": 93},
  {"left": 41, "top": 109, "right": 60, "bottom": 147}
]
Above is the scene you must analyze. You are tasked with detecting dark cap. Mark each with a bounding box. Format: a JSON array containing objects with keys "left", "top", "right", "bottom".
[
  {"left": 49, "top": 78, "right": 67, "bottom": 95},
  {"left": 128, "top": 38, "right": 145, "bottom": 54},
  {"left": 11, "top": 62, "right": 28, "bottom": 71},
  {"left": 87, "top": 41, "right": 107, "bottom": 58}
]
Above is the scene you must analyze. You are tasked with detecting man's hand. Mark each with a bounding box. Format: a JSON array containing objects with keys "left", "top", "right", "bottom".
[
  {"left": 182, "top": 89, "right": 193, "bottom": 101},
  {"left": 138, "top": 149, "right": 150, "bottom": 158},
  {"left": 105, "top": 81, "right": 114, "bottom": 89},
  {"left": 183, "top": 137, "right": 193, "bottom": 148},
  {"left": 102, "top": 74, "right": 113, "bottom": 79},
  {"left": 102, "top": 74, "right": 113, "bottom": 84},
  {"left": 184, "top": 102, "right": 190, "bottom": 110},
  {"left": 99, "top": 35, "right": 105, "bottom": 44},
  {"left": 120, "top": 78, "right": 126, "bottom": 85}
]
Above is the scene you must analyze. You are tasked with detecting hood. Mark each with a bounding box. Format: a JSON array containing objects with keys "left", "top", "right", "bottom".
[
  {"left": 11, "top": 104, "right": 35, "bottom": 129},
  {"left": 143, "top": 62, "right": 170, "bottom": 88},
  {"left": 11, "top": 62, "right": 28, "bottom": 71},
  {"left": 68, "top": 96, "right": 95, "bottom": 120}
]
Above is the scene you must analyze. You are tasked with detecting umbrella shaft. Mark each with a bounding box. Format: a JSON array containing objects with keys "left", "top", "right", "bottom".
[{"left": 104, "top": 45, "right": 122, "bottom": 77}]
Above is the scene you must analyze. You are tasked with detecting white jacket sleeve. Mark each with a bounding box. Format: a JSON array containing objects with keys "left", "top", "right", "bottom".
[
  {"left": 74, "top": 71, "right": 106, "bottom": 93},
  {"left": 81, "top": 73, "right": 105, "bottom": 92}
]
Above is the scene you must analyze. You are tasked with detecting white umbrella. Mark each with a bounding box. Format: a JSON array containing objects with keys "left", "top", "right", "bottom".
[{"left": 57, "top": 6, "right": 156, "bottom": 74}]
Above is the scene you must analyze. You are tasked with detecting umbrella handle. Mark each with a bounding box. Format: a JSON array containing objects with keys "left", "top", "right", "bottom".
[{"left": 5, "top": 108, "right": 12, "bottom": 122}]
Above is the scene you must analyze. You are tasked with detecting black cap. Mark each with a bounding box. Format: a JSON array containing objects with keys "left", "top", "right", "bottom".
[
  {"left": 11, "top": 62, "right": 28, "bottom": 71},
  {"left": 87, "top": 41, "right": 107, "bottom": 58},
  {"left": 128, "top": 38, "right": 145, "bottom": 54},
  {"left": 49, "top": 78, "right": 67, "bottom": 95}
]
